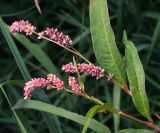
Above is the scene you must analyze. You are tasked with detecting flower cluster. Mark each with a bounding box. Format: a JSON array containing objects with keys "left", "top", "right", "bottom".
[
  {"left": 62, "top": 63, "right": 105, "bottom": 79},
  {"left": 47, "top": 74, "right": 64, "bottom": 90},
  {"left": 23, "top": 78, "right": 48, "bottom": 99},
  {"left": 23, "top": 74, "right": 64, "bottom": 99},
  {"left": 10, "top": 20, "right": 36, "bottom": 35},
  {"left": 10, "top": 20, "right": 72, "bottom": 47},
  {"left": 44, "top": 28, "right": 72, "bottom": 47},
  {"left": 68, "top": 76, "right": 81, "bottom": 93}
]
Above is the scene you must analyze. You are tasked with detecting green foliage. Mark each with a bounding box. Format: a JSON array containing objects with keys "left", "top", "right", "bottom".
[
  {"left": 124, "top": 32, "right": 152, "bottom": 121},
  {"left": 14, "top": 99, "right": 111, "bottom": 133},
  {"left": 0, "top": 84, "right": 27, "bottom": 133},
  {"left": 0, "top": 0, "right": 160, "bottom": 132},
  {"left": 90, "top": 0, "right": 127, "bottom": 86},
  {"left": 82, "top": 103, "right": 117, "bottom": 133}
]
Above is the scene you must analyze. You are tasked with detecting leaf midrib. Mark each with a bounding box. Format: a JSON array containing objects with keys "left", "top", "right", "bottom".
[
  {"left": 129, "top": 45, "right": 148, "bottom": 116},
  {"left": 99, "top": 0, "right": 125, "bottom": 85}
]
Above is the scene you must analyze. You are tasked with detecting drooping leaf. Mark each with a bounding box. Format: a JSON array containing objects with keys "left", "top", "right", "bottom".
[
  {"left": 90, "top": 0, "right": 127, "bottom": 87},
  {"left": 13, "top": 99, "right": 111, "bottom": 133},
  {"left": 124, "top": 32, "right": 152, "bottom": 121},
  {"left": 119, "top": 129, "right": 156, "bottom": 133},
  {"left": 82, "top": 103, "right": 117, "bottom": 133}
]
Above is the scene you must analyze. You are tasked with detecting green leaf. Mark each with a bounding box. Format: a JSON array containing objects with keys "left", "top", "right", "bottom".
[
  {"left": 0, "top": 85, "right": 27, "bottom": 133},
  {"left": 13, "top": 99, "right": 111, "bottom": 133},
  {"left": 13, "top": 34, "right": 60, "bottom": 77},
  {"left": 119, "top": 129, "right": 156, "bottom": 133},
  {"left": 124, "top": 34, "right": 152, "bottom": 121},
  {"left": 0, "top": 17, "right": 31, "bottom": 81},
  {"left": 90, "top": 0, "right": 127, "bottom": 86},
  {"left": 0, "top": 19, "right": 61, "bottom": 133},
  {"left": 82, "top": 103, "right": 117, "bottom": 133}
]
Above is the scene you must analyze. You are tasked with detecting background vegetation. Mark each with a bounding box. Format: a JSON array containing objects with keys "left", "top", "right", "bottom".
[{"left": 0, "top": 0, "right": 160, "bottom": 132}]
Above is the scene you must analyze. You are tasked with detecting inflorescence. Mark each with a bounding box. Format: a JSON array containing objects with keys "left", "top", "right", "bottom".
[
  {"left": 10, "top": 20, "right": 72, "bottom": 47},
  {"left": 23, "top": 63, "right": 105, "bottom": 99},
  {"left": 9, "top": 20, "right": 113, "bottom": 100},
  {"left": 62, "top": 63, "right": 105, "bottom": 79}
]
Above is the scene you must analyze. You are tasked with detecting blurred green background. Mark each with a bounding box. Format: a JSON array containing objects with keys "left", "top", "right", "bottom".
[{"left": 0, "top": 0, "right": 160, "bottom": 132}]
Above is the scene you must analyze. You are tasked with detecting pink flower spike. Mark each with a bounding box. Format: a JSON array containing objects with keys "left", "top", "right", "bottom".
[
  {"left": 23, "top": 78, "right": 48, "bottom": 99},
  {"left": 44, "top": 28, "right": 72, "bottom": 47},
  {"left": 62, "top": 63, "right": 105, "bottom": 79},
  {"left": 68, "top": 76, "right": 81, "bottom": 93},
  {"left": 77, "top": 63, "right": 105, "bottom": 79},
  {"left": 10, "top": 20, "right": 36, "bottom": 35},
  {"left": 62, "top": 62, "right": 76, "bottom": 73},
  {"left": 47, "top": 74, "right": 64, "bottom": 90}
]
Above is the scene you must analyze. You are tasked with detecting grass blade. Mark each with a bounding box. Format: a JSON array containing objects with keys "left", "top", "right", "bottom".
[
  {"left": 0, "top": 17, "right": 31, "bottom": 81},
  {"left": 14, "top": 99, "right": 112, "bottom": 133},
  {"left": 13, "top": 34, "right": 60, "bottom": 77},
  {"left": 0, "top": 84, "right": 27, "bottom": 133},
  {"left": 0, "top": 18, "right": 62, "bottom": 133},
  {"left": 145, "top": 19, "right": 160, "bottom": 68}
]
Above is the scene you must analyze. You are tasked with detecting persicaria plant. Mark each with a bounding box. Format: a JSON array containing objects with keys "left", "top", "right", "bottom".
[{"left": 4, "top": 0, "right": 160, "bottom": 132}]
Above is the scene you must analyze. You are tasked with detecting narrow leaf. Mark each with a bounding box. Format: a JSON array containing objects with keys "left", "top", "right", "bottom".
[
  {"left": 82, "top": 105, "right": 101, "bottom": 133},
  {"left": 0, "top": 19, "right": 61, "bottom": 132},
  {"left": 72, "top": 56, "right": 85, "bottom": 92},
  {"left": 0, "top": 85, "right": 27, "bottom": 133},
  {"left": 124, "top": 34, "right": 152, "bottom": 121},
  {"left": 90, "top": 0, "right": 127, "bottom": 86},
  {"left": 13, "top": 99, "right": 111, "bottom": 133},
  {"left": 82, "top": 103, "right": 117, "bottom": 133},
  {"left": 0, "top": 17, "right": 31, "bottom": 81}
]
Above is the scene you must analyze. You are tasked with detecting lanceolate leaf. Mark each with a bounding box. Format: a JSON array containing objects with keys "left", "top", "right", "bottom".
[
  {"left": 82, "top": 103, "right": 117, "bottom": 133},
  {"left": 124, "top": 34, "right": 152, "bottom": 121},
  {"left": 13, "top": 99, "right": 111, "bottom": 133},
  {"left": 90, "top": 0, "right": 127, "bottom": 86}
]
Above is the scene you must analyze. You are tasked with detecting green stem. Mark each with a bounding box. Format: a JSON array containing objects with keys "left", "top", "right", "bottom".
[{"left": 65, "top": 88, "right": 160, "bottom": 132}]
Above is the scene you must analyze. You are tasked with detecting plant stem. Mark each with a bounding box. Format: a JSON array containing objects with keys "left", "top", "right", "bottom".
[
  {"left": 33, "top": 31, "right": 160, "bottom": 131},
  {"left": 65, "top": 88, "right": 160, "bottom": 132},
  {"left": 120, "top": 111, "right": 160, "bottom": 132}
]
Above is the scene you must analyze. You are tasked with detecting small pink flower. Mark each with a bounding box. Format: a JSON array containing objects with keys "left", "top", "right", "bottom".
[
  {"left": 68, "top": 76, "right": 81, "bottom": 93},
  {"left": 10, "top": 20, "right": 36, "bottom": 35},
  {"left": 107, "top": 73, "right": 114, "bottom": 81},
  {"left": 62, "top": 62, "right": 76, "bottom": 73},
  {"left": 47, "top": 74, "right": 64, "bottom": 90},
  {"left": 62, "top": 63, "right": 105, "bottom": 79},
  {"left": 37, "top": 31, "right": 44, "bottom": 39},
  {"left": 44, "top": 28, "right": 72, "bottom": 47},
  {"left": 23, "top": 78, "right": 48, "bottom": 99}
]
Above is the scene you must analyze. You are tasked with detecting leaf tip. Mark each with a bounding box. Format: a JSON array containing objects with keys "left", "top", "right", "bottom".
[{"left": 122, "top": 30, "right": 128, "bottom": 45}]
